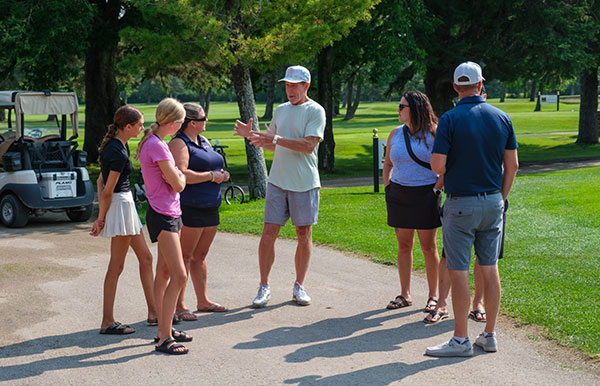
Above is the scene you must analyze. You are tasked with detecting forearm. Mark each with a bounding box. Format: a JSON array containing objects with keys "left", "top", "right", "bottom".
[
  {"left": 181, "top": 169, "right": 213, "bottom": 184},
  {"left": 501, "top": 165, "right": 518, "bottom": 200},
  {"left": 434, "top": 175, "right": 444, "bottom": 190},
  {"left": 382, "top": 163, "right": 392, "bottom": 186},
  {"left": 97, "top": 190, "right": 113, "bottom": 221},
  {"left": 275, "top": 136, "right": 318, "bottom": 154}
]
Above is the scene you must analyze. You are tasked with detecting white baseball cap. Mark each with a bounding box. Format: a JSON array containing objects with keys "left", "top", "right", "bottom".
[
  {"left": 453, "top": 61, "right": 485, "bottom": 85},
  {"left": 279, "top": 65, "right": 311, "bottom": 83}
]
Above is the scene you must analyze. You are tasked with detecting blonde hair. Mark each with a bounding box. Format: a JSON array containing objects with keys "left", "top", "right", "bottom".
[
  {"left": 136, "top": 98, "right": 185, "bottom": 159},
  {"left": 98, "top": 105, "right": 142, "bottom": 162}
]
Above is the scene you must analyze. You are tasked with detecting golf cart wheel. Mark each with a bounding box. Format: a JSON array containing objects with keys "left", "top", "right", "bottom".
[
  {"left": 66, "top": 204, "right": 93, "bottom": 222},
  {"left": 224, "top": 185, "right": 245, "bottom": 205},
  {"left": 0, "top": 194, "right": 29, "bottom": 228}
]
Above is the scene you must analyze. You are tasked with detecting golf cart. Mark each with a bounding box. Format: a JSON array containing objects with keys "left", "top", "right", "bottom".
[{"left": 0, "top": 91, "right": 94, "bottom": 227}]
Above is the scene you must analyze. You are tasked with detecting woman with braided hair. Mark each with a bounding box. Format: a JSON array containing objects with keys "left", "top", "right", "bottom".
[{"left": 90, "top": 105, "right": 158, "bottom": 335}]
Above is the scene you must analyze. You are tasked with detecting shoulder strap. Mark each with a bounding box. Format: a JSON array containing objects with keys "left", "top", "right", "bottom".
[{"left": 402, "top": 125, "right": 431, "bottom": 170}]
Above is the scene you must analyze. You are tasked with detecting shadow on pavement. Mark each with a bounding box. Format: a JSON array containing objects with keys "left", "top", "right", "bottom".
[
  {"left": 284, "top": 357, "right": 470, "bottom": 386},
  {"left": 233, "top": 308, "right": 451, "bottom": 354}
]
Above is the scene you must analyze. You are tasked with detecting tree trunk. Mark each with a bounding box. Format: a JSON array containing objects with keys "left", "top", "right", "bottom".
[
  {"left": 204, "top": 88, "right": 211, "bottom": 115},
  {"left": 529, "top": 81, "right": 537, "bottom": 102},
  {"left": 424, "top": 66, "right": 455, "bottom": 117},
  {"left": 261, "top": 72, "right": 275, "bottom": 120},
  {"left": 343, "top": 75, "right": 354, "bottom": 120},
  {"left": 576, "top": 66, "right": 599, "bottom": 145},
  {"left": 333, "top": 80, "right": 341, "bottom": 116},
  {"left": 317, "top": 46, "right": 335, "bottom": 172},
  {"left": 231, "top": 63, "right": 268, "bottom": 199},
  {"left": 345, "top": 80, "right": 361, "bottom": 120},
  {"left": 499, "top": 85, "right": 505, "bottom": 102},
  {"left": 83, "top": 0, "right": 122, "bottom": 163}
]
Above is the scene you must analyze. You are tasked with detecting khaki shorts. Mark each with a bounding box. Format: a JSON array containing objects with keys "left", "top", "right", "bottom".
[{"left": 264, "top": 183, "right": 320, "bottom": 226}]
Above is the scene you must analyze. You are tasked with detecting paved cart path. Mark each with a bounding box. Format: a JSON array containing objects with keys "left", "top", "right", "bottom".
[{"left": 0, "top": 222, "right": 597, "bottom": 385}]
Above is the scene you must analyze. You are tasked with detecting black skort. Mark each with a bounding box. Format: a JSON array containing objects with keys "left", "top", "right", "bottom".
[
  {"left": 181, "top": 205, "right": 220, "bottom": 228},
  {"left": 385, "top": 182, "right": 441, "bottom": 229},
  {"left": 146, "top": 205, "right": 183, "bottom": 243}
]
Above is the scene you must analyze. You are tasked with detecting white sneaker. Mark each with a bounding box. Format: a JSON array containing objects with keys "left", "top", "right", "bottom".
[
  {"left": 425, "top": 339, "right": 473, "bottom": 357},
  {"left": 292, "top": 282, "right": 311, "bottom": 306},
  {"left": 252, "top": 284, "right": 270, "bottom": 308},
  {"left": 475, "top": 332, "right": 498, "bottom": 352}
]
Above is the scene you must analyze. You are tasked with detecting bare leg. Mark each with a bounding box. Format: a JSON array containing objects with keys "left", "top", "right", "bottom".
[
  {"left": 176, "top": 225, "right": 202, "bottom": 313},
  {"left": 472, "top": 260, "right": 486, "bottom": 314},
  {"left": 478, "top": 264, "right": 501, "bottom": 333},
  {"left": 129, "top": 233, "right": 157, "bottom": 321},
  {"left": 394, "top": 228, "right": 416, "bottom": 302},
  {"left": 258, "top": 223, "right": 281, "bottom": 285},
  {"left": 101, "top": 235, "right": 132, "bottom": 330},
  {"left": 156, "top": 230, "right": 188, "bottom": 352},
  {"left": 189, "top": 226, "right": 218, "bottom": 309},
  {"left": 294, "top": 225, "right": 313, "bottom": 285},
  {"left": 426, "top": 256, "right": 451, "bottom": 323},
  {"left": 416, "top": 229, "right": 439, "bottom": 300},
  {"left": 449, "top": 269, "right": 471, "bottom": 338}
]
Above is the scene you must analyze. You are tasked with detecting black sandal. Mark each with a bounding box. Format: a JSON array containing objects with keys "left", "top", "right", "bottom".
[
  {"left": 386, "top": 295, "right": 412, "bottom": 309},
  {"left": 424, "top": 297, "right": 438, "bottom": 313},
  {"left": 469, "top": 309, "right": 487, "bottom": 322},
  {"left": 154, "top": 327, "right": 193, "bottom": 343},
  {"left": 423, "top": 310, "right": 449, "bottom": 324},
  {"left": 99, "top": 321, "right": 135, "bottom": 335},
  {"left": 155, "top": 337, "right": 188, "bottom": 355}
]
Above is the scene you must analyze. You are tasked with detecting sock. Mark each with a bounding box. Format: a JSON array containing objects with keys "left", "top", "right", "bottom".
[
  {"left": 452, "top": 336, "right": 469, "bottom": 344},
  {"left": 483, "top": 331, "right": 496, "bottom": 338}
]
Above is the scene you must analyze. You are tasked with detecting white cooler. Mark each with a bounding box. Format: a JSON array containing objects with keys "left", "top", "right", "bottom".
[{"left": 39, "top": 171, "right": 77, "bottom": 198}]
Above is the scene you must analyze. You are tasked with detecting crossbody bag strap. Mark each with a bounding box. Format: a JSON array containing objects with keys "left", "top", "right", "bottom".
[{"left": 402, "top": 125, "right": 431, "bottom": 170}]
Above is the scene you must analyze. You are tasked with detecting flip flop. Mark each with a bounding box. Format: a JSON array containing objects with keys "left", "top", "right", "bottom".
[
  {"left": 99, "top": 321, "right": 135, "bottom": 335},
  {"left": 423, "top": 310, "right": 449, "bottom": 324},
  {"left": 177, "top": 310, "right": 198, "bottom": 321},
  {"left": 155, "top": 337, "right": 188, "bottom": 355},
  {"left": 197, "top": 303, "right": 228, "bottom": 312},
  {"left": 469, "top": 309, "right": 487, "bottom": 322},
  {"left": 386, "top": 295, "right": 412, "bottom": 309},
  {"left": 424, "top": 297, "right": 439, "bottom": 313},
  {"left": 146, "top": 318, "right": 158, "bottom": 326}
]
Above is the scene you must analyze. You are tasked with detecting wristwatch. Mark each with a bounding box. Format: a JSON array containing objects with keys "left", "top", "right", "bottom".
[{"left": 272, "top": 135, "right": 280, "bottom": 145}]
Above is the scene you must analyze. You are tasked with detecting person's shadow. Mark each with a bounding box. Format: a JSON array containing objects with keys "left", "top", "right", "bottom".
[{"left": 284, "top": 357, "right": 470, "bottom": 386}]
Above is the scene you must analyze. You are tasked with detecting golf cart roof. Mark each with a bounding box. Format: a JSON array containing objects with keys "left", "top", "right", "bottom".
[{"left": 0, "top": 91, "right": 79, "bottom": 138}]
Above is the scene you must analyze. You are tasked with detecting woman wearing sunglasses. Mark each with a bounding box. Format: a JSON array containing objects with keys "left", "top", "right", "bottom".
[
  {"left": 383, "top": 91, "right": 445, "bottom": 322},
  {"left": 168, "top": 103, "right": 230, "bottom": 321}
]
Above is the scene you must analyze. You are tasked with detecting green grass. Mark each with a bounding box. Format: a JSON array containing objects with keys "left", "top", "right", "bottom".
[
  {"left": 2, "top": 98, "right": 598, "bottom": 182},
  {"left": 218, "top": 167, "right": 600, "bottom": 358}
]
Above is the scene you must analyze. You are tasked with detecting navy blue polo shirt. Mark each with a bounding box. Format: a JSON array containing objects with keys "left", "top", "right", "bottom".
[
  {"left": 432, "top": 95, "right": 518, "bottom": 195},
  {"left": 173, "top": 133, "right": 224, "bottom": 208}
]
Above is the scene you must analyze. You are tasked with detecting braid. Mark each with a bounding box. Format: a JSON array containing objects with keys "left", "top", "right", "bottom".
[{"left": 97, "top": 123, "right": 119, "bottom": 162}]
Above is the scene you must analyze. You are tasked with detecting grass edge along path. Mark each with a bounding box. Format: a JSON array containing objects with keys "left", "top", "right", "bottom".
[{"left": 218, "top": 166, "right": 600, "bottom": 359}]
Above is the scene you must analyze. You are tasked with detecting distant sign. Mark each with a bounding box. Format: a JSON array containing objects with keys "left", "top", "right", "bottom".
[
  {"left": 540, "top": 95, "right": 558, "bottom": 104},
  {"left": 378, "top": 139, "right": 387, "bottom": 170}
]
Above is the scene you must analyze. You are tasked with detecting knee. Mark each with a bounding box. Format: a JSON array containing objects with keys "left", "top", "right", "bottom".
[
  {"left": 170, "top": 270, "right": 188, "bottom": 287},
  {"left": 106, "top": 263, "right": 124, "bottom": 277},
  {"left": 296, "top": 226, "right": 312, "bottom": 241},
  {"left": 421, "top": 245, "right": 438, "bottom": 257},
  {"left": 137, "top": 251, "right": 154, "bottom": 267}
]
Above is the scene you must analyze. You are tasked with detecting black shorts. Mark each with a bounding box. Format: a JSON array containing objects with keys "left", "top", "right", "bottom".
[
  {"left": 385, "top": 182, "right": 441, "bottom": 229},
  {"left": 146, "top": 205, "right": 183, "bottom": 243},
  {"left": 181, "top": 205, "right": 220, "bottom": 228}
]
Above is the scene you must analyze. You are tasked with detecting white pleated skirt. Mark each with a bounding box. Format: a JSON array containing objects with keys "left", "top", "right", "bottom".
[{"left": 102, "top": 191, "right": 143, "bottom": 238}]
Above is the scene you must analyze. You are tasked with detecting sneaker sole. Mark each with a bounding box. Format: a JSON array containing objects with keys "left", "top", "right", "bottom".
[
  {"left": 252, "top": 297, "right": 270, "bottom": 309},
  {"left": 475, "top": 342, "right": 497, "bottom": 352},
  {"left": 292, "top": 297, "right": 311, "bottom": 306},
  {"left": 425, "top": 350, "right": 474, "bottom": 357}
]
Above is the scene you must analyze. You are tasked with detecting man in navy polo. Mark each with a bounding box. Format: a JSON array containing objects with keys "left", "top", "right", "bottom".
[{"left": 426, "top": 61, "right": 519, "bottom": 357}]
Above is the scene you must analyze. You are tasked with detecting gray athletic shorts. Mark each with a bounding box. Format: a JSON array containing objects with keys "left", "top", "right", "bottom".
[
  {"left": 264, "top": 183, "right": 320, "bottom": 226},
  {"left": 441, "top": 192, "right": 504, "bottom": 271}
]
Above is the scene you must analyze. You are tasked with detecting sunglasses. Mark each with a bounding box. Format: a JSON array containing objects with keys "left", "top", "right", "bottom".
[
  {"left": 398, "top": 104, "right": 409, "bottom": 111},
  {"left": 189, "top": 116, "right": 207, "bottom": 122}
]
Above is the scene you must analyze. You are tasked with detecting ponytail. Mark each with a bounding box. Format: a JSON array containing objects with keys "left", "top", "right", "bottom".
[
  {"left": 97, "top": 123, "right": 119, "bottom": 162},
  {"left": 135, "top": 122, "right": 160, "bottom": 160}
]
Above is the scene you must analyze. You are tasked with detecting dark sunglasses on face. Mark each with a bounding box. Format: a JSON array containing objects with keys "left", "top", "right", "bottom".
[
  {"left": 398, "top": 104, "right": 409, "bottom": 111},
  {"left": 190, "top": 116, "right": 207, "bottom": 122}
]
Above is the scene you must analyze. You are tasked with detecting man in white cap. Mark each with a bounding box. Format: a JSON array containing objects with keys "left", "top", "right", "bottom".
[
  {"left": 234, "top": 65, "right": 325, "bottom": 308},
  {"left": 425, "top": 61, "right": 519, "bottom": 356}
]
